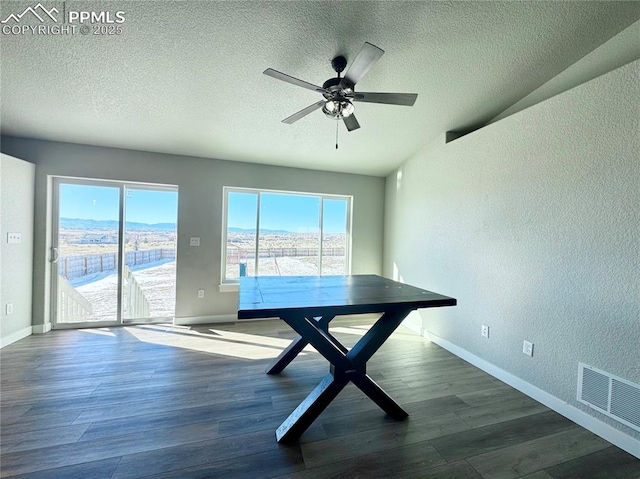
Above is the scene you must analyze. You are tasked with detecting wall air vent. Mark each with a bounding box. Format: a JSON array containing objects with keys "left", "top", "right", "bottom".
[{"left": 578, "top": 363, "right": 640, "bottom": 433}]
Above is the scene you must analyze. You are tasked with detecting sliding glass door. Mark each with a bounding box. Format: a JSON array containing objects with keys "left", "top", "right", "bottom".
[
  {"left": 54, "top": 181, "right": 122, "bottom": 324},
  {"left": 52, "top": 178, "right": 178, "bottom": 328},
  {"left": 122, "top": 186, "right": 178, "bottom": 322}
]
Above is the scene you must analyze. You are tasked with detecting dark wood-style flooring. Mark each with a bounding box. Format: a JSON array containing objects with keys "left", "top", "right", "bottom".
[{"left": 1, "top": 316, "right": 639, "bottom": 478}]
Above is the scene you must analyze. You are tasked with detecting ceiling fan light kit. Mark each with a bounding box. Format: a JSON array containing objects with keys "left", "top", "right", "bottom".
[
  {"left": 264, "top": 42, "right": 418, "bottom": 136},
  {"left": 322, "top": 99, "right": 355, "bottom": 119}
]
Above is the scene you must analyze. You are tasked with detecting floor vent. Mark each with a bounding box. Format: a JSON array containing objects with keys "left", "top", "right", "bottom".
[{"left": 578, "top": 363, "right": 640, "bottom": 432}]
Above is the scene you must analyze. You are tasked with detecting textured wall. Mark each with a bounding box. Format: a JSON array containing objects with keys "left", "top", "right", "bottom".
[
  {"left": 384, "top": 61, "right": 639, "bottom": 439},
  {"left": 0, "top": 154, "right": 35, "bottom": 346},
  {"left": 0, "top": 139, "right": 385, "bottom": 326},
  {"left": 490, "top": 19, "right": 640, "bottom": 124}
]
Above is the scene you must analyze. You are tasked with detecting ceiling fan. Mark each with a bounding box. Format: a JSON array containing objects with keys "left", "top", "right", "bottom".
[{"left": 263, "top": 42, "right": 418, "bottom": 133}]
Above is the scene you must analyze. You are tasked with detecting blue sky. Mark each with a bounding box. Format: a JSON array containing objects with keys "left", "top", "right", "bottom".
[
  {"left": 126, "top": 189, "right": 178, "bottom": 223},
  {"left": 59, "top": 184, "right": 347, "bottom": 233},
  {"left": 229, "top": 192, "right": 348, "bottom": 233},
  {"left": 59, "top": 184, "right": 178, "bottom": 224}
]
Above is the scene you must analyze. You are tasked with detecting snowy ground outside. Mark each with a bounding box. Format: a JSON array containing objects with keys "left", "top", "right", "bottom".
[
  {"left": 75, "top": 261, "right": 176, "bottom": 322},
  {"left": 67, "top": 256, "right": 345, "bottom": 323}
]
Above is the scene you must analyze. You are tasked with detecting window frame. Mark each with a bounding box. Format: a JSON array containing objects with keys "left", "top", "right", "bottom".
[{"left": 220, "top": 186, "right": 352, "bottom": 291}]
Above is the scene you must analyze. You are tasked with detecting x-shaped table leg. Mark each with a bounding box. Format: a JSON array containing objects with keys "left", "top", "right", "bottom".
[
  {"left": 265, "top": 315, "right": 336, "bottom": 374},
  {"left": 273, "top": 309, "right": 411, "bottom": 443}
]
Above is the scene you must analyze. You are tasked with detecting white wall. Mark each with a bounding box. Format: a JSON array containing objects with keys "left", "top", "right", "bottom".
[
  {"left": 490, "top": 19, "right": 640, "bottom": 124},
  {"left": 0, "top": 138, "right": 385, "bottom": 328},
  {"left": 0, "top": 153, "right": 35, "bottom": 347},
  {"left": 384, "top": 60, "right": 639, "bottom": 446}
]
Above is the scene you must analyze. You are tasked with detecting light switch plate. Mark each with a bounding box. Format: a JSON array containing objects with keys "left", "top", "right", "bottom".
[
  {"left": 6, "top": 303, "right": 14, "bottom": 315},
  {"left": 7, "top": 233, "right": 21, "bottom": 244},
  {"left": 190, "top": 237, "right": 200, "bottom": 247}
]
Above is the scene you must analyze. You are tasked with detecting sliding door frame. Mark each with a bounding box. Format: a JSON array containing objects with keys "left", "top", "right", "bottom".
[{"left": 51, "top": 177, "right": 178, "bottom": 329}]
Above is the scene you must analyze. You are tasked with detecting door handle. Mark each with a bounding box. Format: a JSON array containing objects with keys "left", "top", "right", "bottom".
[{"left": 51, "top": 247, "right": 59, "bottom": 263}]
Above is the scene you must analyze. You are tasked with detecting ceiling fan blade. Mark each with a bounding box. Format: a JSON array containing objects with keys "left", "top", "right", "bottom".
[
  {"left": 341, "top": 42, "right": 384, "bottom": 88},
  {"left": 353, "top": 92, "right": 418, "bottom": 106},
  {"left": 264, "top": 68, "right": 326, "bottom": 93},
  {"left": 343, "top": 114, "right": 360, "bottom": 132},
  {"left": 282, "top": 100, "right": 326, "bottom": 124}
]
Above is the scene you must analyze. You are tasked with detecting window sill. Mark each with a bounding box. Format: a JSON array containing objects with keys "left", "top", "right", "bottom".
[{"left": 219, "top": 283, "right": 239, "bottom": 293}]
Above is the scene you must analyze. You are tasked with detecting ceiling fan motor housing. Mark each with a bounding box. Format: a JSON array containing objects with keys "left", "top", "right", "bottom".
[{"left": 322, "top": 77, "right": 342, "bottom": 91}]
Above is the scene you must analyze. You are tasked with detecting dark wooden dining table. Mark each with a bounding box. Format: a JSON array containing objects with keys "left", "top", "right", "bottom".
[{"left": 237, "top": 274, "right": 457, "bottom": 443}]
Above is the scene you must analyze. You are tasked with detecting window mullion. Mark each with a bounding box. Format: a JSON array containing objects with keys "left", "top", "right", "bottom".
[
  {"left": 117, "top": 185, "right": 125, "bottom": 323},
  {"left": 318, "top": 197, "right": 324, "bottom": 275},
  {"left": 254, "top": 193, "right": 261, "bottom": 276}
]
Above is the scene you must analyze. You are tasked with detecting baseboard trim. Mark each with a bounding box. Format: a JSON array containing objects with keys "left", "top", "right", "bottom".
[
  {"left": 1, "top": 326, "right": 32, "bottom": 348},
  {"left": 425, "top": 331, "right": 640, "bottom": 459},
  {"left": 32, "top": 323, "right": 52, "bottom": 334}
]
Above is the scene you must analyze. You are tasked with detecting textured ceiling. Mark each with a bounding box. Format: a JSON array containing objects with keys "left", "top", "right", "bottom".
[{"left": 1, "top": 1, "right": 638, "bottom": 176}]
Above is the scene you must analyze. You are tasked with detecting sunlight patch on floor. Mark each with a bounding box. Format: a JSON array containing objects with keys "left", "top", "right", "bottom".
[
  {"left": 331, "top": 323, "right": 422, "bottom": 342},
  {"left": 122, "top": 325, "right": 307, "bottom": 360},
  {"left": 79, "top": 328, "right": 117, "bottom": 337},
  {"left": 79, "top": 320, "right": 422, "bottom": 359},
  {"left": 328, "top": 325, "right": 369, "bottom": 336}
]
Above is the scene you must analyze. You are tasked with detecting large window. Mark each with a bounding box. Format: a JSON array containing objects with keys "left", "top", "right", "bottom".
[{"left": 222, "top": 187, "right": 351, "bottom": 284}]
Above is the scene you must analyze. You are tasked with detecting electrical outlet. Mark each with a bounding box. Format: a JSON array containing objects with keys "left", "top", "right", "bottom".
[
  {"left": 481, "top": 325, "right": 489, "bottom": 338},
  {"left": 190, "top": 237, "right": 200, "bottom": 247},
  {"left": 523, "top": 340, "right": 534, "bottom": 357},
  {"left": 197, "top": 289, "right": 205, "bottom": 299}
]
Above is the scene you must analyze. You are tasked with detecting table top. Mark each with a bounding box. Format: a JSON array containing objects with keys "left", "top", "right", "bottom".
[{"left": 237, "top": 274, "right": 456, "bottom": 319}]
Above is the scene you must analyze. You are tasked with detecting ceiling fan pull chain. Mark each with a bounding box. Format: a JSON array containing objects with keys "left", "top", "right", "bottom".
[{"left": 335, "top": 120, "right": 339, "bottom": 149}]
